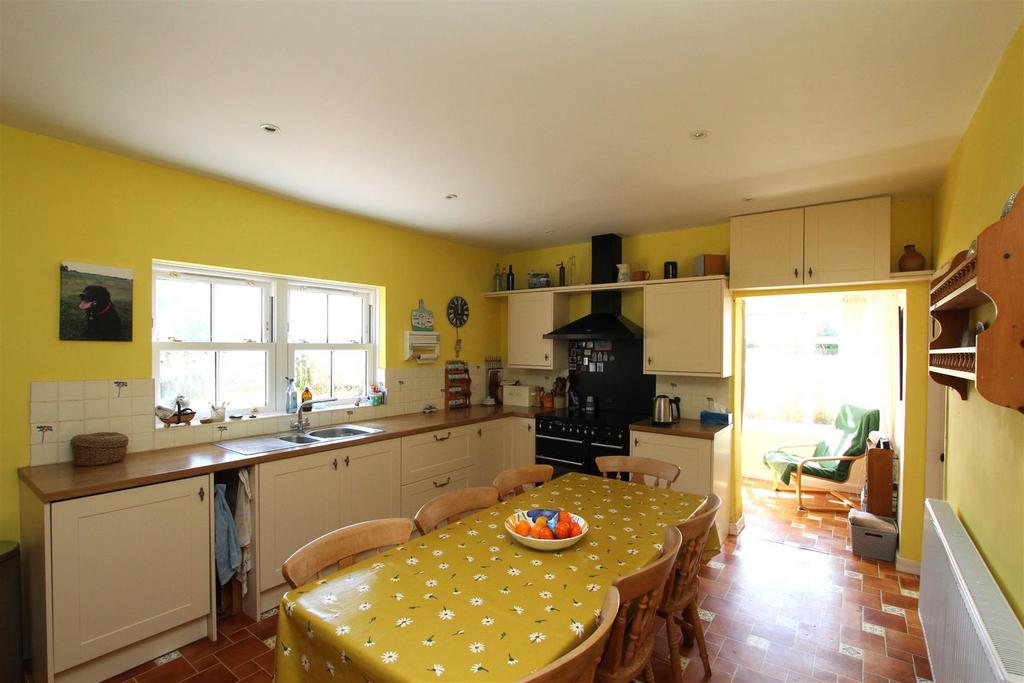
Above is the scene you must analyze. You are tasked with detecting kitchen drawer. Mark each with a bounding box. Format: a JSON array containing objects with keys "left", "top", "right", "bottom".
[
  {"left": 401, "top": 426, "right": 473, "bottom": 484},
  {"left": 400, "top": 465, "right": 474, "bottom": 518}
]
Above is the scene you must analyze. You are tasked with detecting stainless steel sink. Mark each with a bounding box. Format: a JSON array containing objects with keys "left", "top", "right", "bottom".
[
  {"left": 308, "top": 425, "right": 383, "bottom": 439},
  {"left": 217, "top": 423, "right": 384, "bottom": 455},
  {"left": 277, "top": 434, "right": 319, "bottom": 444}
]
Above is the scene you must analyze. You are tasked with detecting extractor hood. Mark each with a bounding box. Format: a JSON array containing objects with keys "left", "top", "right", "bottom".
[{"left": 543, "top": 234, "right": 643, "bottom": 341}]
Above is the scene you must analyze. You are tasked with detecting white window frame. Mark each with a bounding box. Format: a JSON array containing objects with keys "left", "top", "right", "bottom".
[
  {"left": 152, "top": 263, "right": 379, "bottom": 416},
  {"left": 281, "top": 282, "right": 377, "bottom": 406}
]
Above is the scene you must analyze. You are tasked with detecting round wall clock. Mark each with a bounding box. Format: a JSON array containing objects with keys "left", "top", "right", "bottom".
[{"left": 447, "top": 296, "right": 470, "bottom": 327}]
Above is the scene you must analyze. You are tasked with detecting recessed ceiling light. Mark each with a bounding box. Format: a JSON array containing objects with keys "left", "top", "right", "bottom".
[
  {"left": 260, "top": 123, "right": 280, "bottom": 133},
  {"left": 689, "top": 129, "right": 710, "bottom": 140},
  {"left": 544, "top": 229, "right": 556, "bottom": 235},
  {"left": 743, "top": 197, "right": 756, "bottom": 202},
  {"left": 445, "top": 193, "right": 459, "bottom": 200}
]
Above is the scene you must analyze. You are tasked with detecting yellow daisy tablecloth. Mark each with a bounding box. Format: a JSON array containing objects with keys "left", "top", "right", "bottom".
[{"left": 274, "top": 472, "right": 719, "bottom": 682}]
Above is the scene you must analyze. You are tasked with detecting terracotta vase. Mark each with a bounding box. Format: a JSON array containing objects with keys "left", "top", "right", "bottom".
[{"left": 898, "top": 244, "right": 926, "bottom": 272}]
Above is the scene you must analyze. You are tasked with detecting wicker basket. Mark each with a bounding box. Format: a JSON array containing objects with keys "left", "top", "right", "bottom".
[{"left": 71, "top": 432, "right": 128, "bottom": 467}]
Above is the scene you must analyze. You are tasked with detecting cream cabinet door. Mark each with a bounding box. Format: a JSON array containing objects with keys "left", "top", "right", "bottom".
[
  {"left": 509, "top": 417, "right": 536, "bottom": 469},
  {"left": 258, "top": 450, "right": 341, "bottom": 591},
  {"left": 631, "top": 431, "right": 713, "bottom": 496},
  {"left": 51, "top": 476, "right": 211, "bottom": 672},
  {"left": 471, "top": 419, "right": 509, "bottom": 488},
  {"left": 729, "top": 208, "right": 805, "bottom": 289},
  {"left": 507, "top": 291, "right": 567, "bottom": 369},
  {"left": 644, "top": 278, "right": 732, "bottom": 377},
  {"left": 804, "top": 196, "right": 891, "bottom": 285},
  {"left": 401, "top": 426, "right": 473, "bottom": 485},
  {"left": 339, "top": 440, "right": 401, "bottom": 527},
  {"left": 401, "top": 466, "right": 474, "bottom": 518}
]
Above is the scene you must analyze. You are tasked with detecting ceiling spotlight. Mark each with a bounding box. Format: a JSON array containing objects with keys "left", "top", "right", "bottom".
[
  {"left": 260, "top": 123, "right": 280, "bottom": 133},
  {"left": 689, "top": 129, "right": 710, "bottom": 140},
  {"left": 544, "top": 229, "right": 556, "bottom": 235},
  {"left": 445, "top": 193, "right": 459, "bottom": 200},
  {"left": 742, "top": 197, "right": 756, "bottom": 202}
]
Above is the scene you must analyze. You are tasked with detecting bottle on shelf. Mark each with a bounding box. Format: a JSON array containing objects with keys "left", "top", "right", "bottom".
[
  {"left": 506, "top": 264, "right": 515, "bottom": 291},
  {"left": 493, "top": 263, "right": 503, "bottom": 292},
  {"left": 301, "top": 386, "right": 313, "bottom": 411}
]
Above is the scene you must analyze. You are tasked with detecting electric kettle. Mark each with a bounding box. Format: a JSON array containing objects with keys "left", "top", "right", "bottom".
[{"left": 652, "top": 395, "right": 681, "bottom": 425}]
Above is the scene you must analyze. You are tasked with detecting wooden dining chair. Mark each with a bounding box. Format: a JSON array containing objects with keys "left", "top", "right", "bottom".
[
  {"left": 520, "top": 587, "right": 620, "bottom": 683},
  {"left": 596, "top": 525, "right": 683, "bottom": 683},
  {"left": 282, "top": 517, "right": 414, "bottom": 589},
  {"left": 596, "top": 455, "right": 681, "bottom": 489},
  {"left": 492, "top": 464, "right": 554, "bottom": 501},
  {"left": 413, "top": 486, "right": 499, "bottom": 535},
  {"left": 658, "top": 493, "right": 721, "bottom": 681}
]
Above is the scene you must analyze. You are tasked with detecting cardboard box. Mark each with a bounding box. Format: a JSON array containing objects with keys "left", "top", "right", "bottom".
[{"left": 695, "top": 254, "right": 728, "bottom": 276}]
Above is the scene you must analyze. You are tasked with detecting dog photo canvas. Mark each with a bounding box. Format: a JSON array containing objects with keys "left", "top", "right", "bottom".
[{"left": 60, "top": 261, "right": 133, "bottom": 341}]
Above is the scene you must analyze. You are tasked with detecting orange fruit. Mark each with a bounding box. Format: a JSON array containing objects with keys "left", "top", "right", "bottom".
[
  {"left": 569, "top": 523, "right": 583, "bottom": 537},
  {"left": 536, "top": 526, "right": 554, "bottom": 540},
  {"left": 554, "top": 521, "right": 571, "bottom": 539},
  {"left": 515, "top": 520, "right": 531, "bottom": 536},
  {"left": 558, "top": 511, "right": 572, "bottom": 524}
]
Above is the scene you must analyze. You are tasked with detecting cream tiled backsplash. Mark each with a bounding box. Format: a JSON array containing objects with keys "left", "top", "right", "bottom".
[{"left": 28, "top": 363, "right": 488, "bottom": 467}]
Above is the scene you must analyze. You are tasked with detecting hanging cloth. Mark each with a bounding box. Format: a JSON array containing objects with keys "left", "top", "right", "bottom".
[
  {"left": 214, "top": 483, "right": 242, "bottom": 586},
  {"left": 234, "top": 469, "right": 254, "bottom": 595}
]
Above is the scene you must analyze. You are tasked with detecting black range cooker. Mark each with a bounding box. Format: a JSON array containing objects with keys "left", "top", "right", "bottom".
[{"left": 534, "top": 409, "right": 646, "bottom": 477}]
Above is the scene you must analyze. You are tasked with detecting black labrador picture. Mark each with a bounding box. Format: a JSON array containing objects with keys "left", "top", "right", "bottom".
[{"left": 60, "top": 262, "right": 133, "bottom": 341}]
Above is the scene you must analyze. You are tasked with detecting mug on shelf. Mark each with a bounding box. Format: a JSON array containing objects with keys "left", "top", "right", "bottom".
[{"left": 631, "top": 270, "right": 651, "bottom": 281}]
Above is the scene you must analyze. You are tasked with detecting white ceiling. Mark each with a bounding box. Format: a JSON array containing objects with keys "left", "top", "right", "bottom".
[{"left": 2, "top": 2, "right": 1021, "bottom": 250}]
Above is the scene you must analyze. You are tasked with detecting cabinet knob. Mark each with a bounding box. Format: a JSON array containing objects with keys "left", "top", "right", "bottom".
[
  {"left": 807, "top": 267, "right": 813, "bottom": 278},
  {"left": 647, "top": 356, "right": 653, "bottom": 365},
  {"left": 345, "top": 455, "right": 350, "bottom": 467},
  {"left": 527, "top": 424, "right": 532, "bottom": 432},
  {"left": 332, "top": 458, "right": 338, "bottom": 470},
  {"left": 544, "top": 353, "right": 549, "bottom": 361},
  {"left": 433, "top": 476, "right": 452, "bottom": 488},
  {"left": 477, "top": 428, "right": 482, "bottom": 436},
  {"left": 433, "top": 431, "right": 452, "bottom": 442},
  {"left": 634, "top": 437, "right": 639, "bottom": 448},
  {"left": 198, "top": 487, "right": 205, "bottom": 501},
  {"left": 794, "top": 268, "right": 799, "bottom": 278}
]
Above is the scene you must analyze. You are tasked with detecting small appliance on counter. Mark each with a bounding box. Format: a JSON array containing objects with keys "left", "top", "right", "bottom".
[
  {"left": 699, "top": 397, "right": 733, "bottom": 425},
  {"left": 652, "top": 395, "right": 681, "bottom": 425}
]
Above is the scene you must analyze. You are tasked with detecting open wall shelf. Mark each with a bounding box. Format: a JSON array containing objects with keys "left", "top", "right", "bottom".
[{"left": 929, "top": 184, "right": 1024, "bottom": 412}]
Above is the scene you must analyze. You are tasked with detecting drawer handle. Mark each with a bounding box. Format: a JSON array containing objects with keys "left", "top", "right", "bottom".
[
  {"left": 332, "top": 458, "right": 338, "bottom": 470},
  {"left": 198, "top": 487, "right": 205, "bottom": 502},
  {"left": 434, "top": 431, "right": 452, "bottom": 442},
  {"left": 433, "top": 477, "right": 452, "bottom": 488}
]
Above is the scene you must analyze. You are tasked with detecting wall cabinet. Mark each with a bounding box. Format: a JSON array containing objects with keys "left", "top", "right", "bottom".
[
  {"left": 471, "top": 419, "right": 509, "bottom": 488},
  {"left": 630, "top": 428, "right": 733, "bottom": 542},
  {"left": 730, "top": 196, "right": 891, "bottom": 290},
  {"left": 508, "top": 417, "right": 536, "bottom": 469},
  {"left": 50, "top": 476, "right": 211, "bottom": 674},
  {"left": 644, "top": 278, "right": 732, "bottom": 377},
  {"left": 507, "top": 291, "right": 569, "bottom": 369}
]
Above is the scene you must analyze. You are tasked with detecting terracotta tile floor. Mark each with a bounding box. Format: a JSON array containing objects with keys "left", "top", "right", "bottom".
[{"left": 101, "top": 478, "right": 931, "bottom": 683}]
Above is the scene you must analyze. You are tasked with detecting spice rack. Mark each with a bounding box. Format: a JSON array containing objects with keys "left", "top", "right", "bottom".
[
  {"left": 443, "top": 360, "right": 472, "bottom": 410},
  {"left": 929, "top": 184, "right": 1023, "bottom": 412}
]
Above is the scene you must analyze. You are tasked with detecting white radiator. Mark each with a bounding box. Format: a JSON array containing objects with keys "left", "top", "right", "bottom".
[{"left": 921, "top": 499, "right": 1024, "bottom": 683}]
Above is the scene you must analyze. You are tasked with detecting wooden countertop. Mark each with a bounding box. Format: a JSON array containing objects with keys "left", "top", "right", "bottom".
[
  {"left": 629, "top": 418, "right": 731, "bottom": 440},
  {"left": 19, "top": 405, "right": 540, "bottom": 503}
]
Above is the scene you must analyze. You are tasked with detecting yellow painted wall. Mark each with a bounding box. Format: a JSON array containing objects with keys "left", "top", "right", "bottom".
[
  {"left": 0, "top": 125, "right": 503, "bottom": 541},
  {"left": 933, "top": 23, "right": 1024, "bottom": 619}
]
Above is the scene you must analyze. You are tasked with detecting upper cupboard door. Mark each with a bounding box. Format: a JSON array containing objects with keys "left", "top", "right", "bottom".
[
  {"left": 804, "top": 196, "right": 891, "bottom": 285},
  {"left": 507, "top": 291, "right": 556, "bottom": 368},
  {"left": 729, "top": 208, "right": 805, "bottom": 289},
  {"left": 51, "top": 476, "right": 211, "bottom": 672}
]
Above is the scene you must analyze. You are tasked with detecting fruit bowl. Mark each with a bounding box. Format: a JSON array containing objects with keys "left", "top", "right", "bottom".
[{"left": 505, "top": 510, "right": 588, "bottom": 551}]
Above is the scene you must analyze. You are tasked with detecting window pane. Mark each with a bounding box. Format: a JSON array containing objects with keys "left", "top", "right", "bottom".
[
  {"left": 155, "top": 279, "right": 210, "bottom": 342},
  {"left": 332, "top": 349, "right": 367, "bottom": 400},
  {"left": 213, "top": 283, "right": 263, "bottom": 343},
  {"left": 158, "top": 350, "right": 215, "bottom": 409},
  {"left": 328, "top": 293, "right": 364, "bottom": 343},
  {"left": 294, "top": 349, "right": 331, "bottom": 399},
  {"left": 218, "top": 351, "right": 267, "bottom": 408},
  {"left": 289, "top": 290, "right": 327, "bottom": 343}
]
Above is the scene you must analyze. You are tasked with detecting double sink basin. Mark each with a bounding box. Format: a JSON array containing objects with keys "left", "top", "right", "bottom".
[{"left": 217, "top": 423, "right": 384, "bottom": 456}]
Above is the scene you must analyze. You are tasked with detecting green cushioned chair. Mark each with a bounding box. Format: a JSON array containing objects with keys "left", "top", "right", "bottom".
[{"left": 762, "top": 404, "right": 880, "bottom": 511}]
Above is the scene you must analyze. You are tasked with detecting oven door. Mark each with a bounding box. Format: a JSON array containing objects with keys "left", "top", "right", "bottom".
[
  {"left": 587, "top": 439, "right": 629, "bottom": 475},
  {"left": 535, "top": 433, "right": 587, "bottom": 478}
]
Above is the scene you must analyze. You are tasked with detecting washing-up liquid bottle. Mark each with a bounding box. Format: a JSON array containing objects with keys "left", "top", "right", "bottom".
[
  {"left": 301, "top": 386, "right": 313, "bottom": 411},
  {"left": 285, "top": 377, "right": 298, "bottom": 413}
]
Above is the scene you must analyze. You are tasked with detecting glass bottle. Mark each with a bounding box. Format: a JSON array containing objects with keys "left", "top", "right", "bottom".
[{"left": 493, "top": 263, "right": 503, "bottom": 292}]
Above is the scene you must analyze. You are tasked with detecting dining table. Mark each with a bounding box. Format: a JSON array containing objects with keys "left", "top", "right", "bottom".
[{"left": 273, "top": 472, "right": 720, "bottom": 682}]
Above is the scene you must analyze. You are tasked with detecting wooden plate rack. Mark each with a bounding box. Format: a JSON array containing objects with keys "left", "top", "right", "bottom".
[{"left": 929, "top": 184, "right": 1023, "bottom": 413}]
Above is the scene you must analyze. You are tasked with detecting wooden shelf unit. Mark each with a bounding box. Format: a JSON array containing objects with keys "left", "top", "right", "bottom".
[{"left": 928, "top": 184, "right": 1024, "bottom": 411}]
